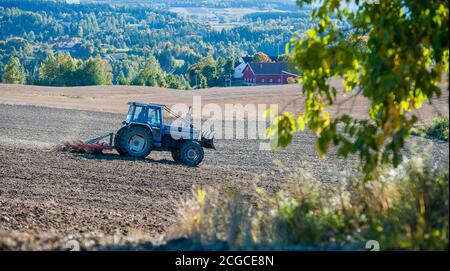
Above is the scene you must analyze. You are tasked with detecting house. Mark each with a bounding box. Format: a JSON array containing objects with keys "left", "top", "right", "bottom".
[
  {"left": 233, "top": 55, "right": 280, "bottom": 79},
  {"left": 55, "top": 42, "right": 81, "bottom": 54},
  {"left": 242, "top": 62, "right": 297, "bottom": 85},
  {"left": 51, "top": 38, "right": 82, "bottom": 54},
  {"left": 233, "top": 57, "right": 248, "bottom": 79},
  {"left": 106, "top": 53, "right": 127, "bottom": 62}
]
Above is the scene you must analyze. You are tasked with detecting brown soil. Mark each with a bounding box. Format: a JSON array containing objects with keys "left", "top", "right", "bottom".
[{"left": 0, "top": 83, "right": 447, "bottom": 123}]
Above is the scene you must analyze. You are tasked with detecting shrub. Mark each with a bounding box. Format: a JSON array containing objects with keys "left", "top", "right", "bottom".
[
  {"left": 412, "top": 117, "right": 449, "bottom": 141},
  {"left": 169, "top": 154, "right": 449, "bottom": 250},
  {"left": 425, "top": 117, "right": 449, "bottom": 141}
]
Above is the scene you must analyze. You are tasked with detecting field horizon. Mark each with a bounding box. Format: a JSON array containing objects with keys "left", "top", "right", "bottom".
[{"left": 1, "top": 82, "right": 448, "bottom": 123}]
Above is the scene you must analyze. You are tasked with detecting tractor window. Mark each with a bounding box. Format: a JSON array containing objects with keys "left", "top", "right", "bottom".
[
  {"left": 125, "top": 106, "right": 133, "bottom": 123},
  {"left": 132, "top": 106, "right": 146, "bottom": 122},
  {"left": 147, "top": 107, "right": 161, "bottom": 126}
]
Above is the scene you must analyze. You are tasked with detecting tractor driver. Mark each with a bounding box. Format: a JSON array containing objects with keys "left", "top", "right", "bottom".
[
  {"left": 137, "top": 107, "right": 146, "bottom": 122},
  {"left": 147, "top": 108, "right": 157, "bottom": 125}
]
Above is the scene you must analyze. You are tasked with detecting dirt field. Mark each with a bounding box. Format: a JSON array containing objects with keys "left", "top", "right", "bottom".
[
  {"left": 0, "top": 104, "right": 366, "bottom": 250},
  {"left": 0, "top": 83, "right": 448, "bottom": 122},
  {"left": 0, "top": 84, "right": 448, "bottom": 250}
]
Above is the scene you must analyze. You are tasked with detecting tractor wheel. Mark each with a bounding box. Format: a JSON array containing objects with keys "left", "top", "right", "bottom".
[
  {"left": 171, "top": 149, "right": 181, "bottom": 162},
  {"left": 179, "top": 141, "right": 204, "bottom": 167},
  {"left": 114, "top": 126, "right": 127, "bottom": 155},
  {"left": 116, "top": 126, "right": 153, "bottom": 158}
]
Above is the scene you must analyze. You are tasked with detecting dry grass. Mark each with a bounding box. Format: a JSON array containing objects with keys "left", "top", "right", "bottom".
[{"left": 168, "top": 150, "right": 449, "bottom": 250}]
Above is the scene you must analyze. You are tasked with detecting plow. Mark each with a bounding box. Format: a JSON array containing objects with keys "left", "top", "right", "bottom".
[
  {"left": 60, "top": 102, "right": 215, "bottom": 167},
  {"left": 60, "top": 133, "right": 114, "bottom": 154}
]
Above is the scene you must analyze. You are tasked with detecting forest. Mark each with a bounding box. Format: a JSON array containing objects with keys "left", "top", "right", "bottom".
[{"left": 0, "top": 0, "right": 320, "bottom": 89}]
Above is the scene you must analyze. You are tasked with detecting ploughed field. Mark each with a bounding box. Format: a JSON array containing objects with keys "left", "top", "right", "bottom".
[
  {"left": 0, "top": 104, "right": 369, "bottom": 249},
  {"left": 0, "top": 103, "right": 448, "bottom": 250}
]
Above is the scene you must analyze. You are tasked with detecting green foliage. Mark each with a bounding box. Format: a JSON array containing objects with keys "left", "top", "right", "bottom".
[
  {"left": 2, "top": 56, "right": 25, "bottom": 84},
  {"left": 170, "top": 154, "right": 449, "bottom": 250},
  {"left": 116, "top": 71, "right": 129, "bottom": 85},
  {"left": 38, "top": 53, "right": 80, "bottom": 86},
  {"left": 81, "top": 57, "right": 112, "bottom": 85},
  {"left": 166, "top": 74, "right": 190, "bottom": 90},
  {"left": 38, "top": 53, "right": 112, "bottom": 86},
  {"left": 187, "top": 55, "right": 217, "bottom": 88},
  {"left": 412, "top": 117, "right": 449, "bottom": 141},
  {"left": 224, "top": 56, "right": 235, "bottom": 76},
  {"left": 187, "top": 55, "right": 236, "bottom": 88},
  {"left": 268, "top": 0, "right": 449, "bottom": 177},
  {"left": 199, "top": 74, "right": 208, "bottom": 89},
  {"left": 132, "top": 55, "right": 167, "bottom": 87}
]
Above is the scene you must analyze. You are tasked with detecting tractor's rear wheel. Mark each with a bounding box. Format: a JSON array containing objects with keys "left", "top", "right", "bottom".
[
  {"left": 114, "top": 127, "right": 127, "bottom": 155},
  {"left": 115, "top": 126, "right": 153, "bottom": 158},
  {"left": 179, "top": 141, "right": 204, "bottom": 167}
]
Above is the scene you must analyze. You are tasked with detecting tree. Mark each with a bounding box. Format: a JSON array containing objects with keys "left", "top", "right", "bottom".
[
  {"left": 81, "top": 57, "right": 112, "bottom": 85},
  {"left": 166, "top": 74, "right": 189, "bottom": 90},
  {"left": 2, "top": 57, "right": 25, "bottom": 84},
  {"left": 117, "top": 71, "right": 129, "bottom": 85},
  {"left": 268, "top": 0, "right": 449, "bottom": 178},
  {"left": 132, "top": 55, "right": 167, "bottom": 87},
  {"left": 225, "top": 56, "right": 235, "bottom": 76},
  {"left": 187, "top": 56, "right": 219, "bottom": 87},
  {"left": 38, "top": 53, "right": 79, "bottom": 86},
  {"left": 199, "top": 74, "right": 208, "bottom": 89},
  {"left": 77, "top": 25, "right": 84, "bottom": 38},
  {"left": 253, "top": 52, "right": 272, "bottom": 63},
  {"left": 277, "top": 54, "right": 292, "bottom": 63},
  {"left": 0, "top": 61, "right": 4, "bottom": 81}
]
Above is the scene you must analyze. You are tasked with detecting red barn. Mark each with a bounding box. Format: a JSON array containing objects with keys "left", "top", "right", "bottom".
[{"left": 242, "top": 62, "right": 297, "bottom": 85}]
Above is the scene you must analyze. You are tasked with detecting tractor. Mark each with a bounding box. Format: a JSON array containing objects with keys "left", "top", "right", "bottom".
[{"left": 62, "top": 102, "right": 215, "bottom": 167}]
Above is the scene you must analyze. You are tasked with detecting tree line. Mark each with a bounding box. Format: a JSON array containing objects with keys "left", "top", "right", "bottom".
[
  {"left": 3, "top": 52, "right": 241, "bottom": 89},
  {"left": 0, "top": 0, "right": 323, "bottom": 89}
]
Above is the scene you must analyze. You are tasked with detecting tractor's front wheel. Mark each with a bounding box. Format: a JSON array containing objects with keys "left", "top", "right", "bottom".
[
  {"left": 179, "top": 141, "right": 204, "bottom": 167},
  {"left": 115, "top": 126, "right": 153, "bottom": 158}
]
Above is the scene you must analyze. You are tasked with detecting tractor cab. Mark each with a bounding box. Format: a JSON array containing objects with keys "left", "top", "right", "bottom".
[
  {"left": 123, "top": 102, "right": 202, "bottom": 142},
  {"left": 124, "top": 102, "right": 165, "bottom": 141}
]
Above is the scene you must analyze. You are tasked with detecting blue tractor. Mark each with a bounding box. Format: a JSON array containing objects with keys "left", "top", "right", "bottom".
[{"left": 113, "top": 102, "right": 215, "bottom": 166}]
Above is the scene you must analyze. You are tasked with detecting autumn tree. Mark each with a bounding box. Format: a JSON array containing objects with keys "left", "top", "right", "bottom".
[
  {"left": 253, "top": 52, "right": 273, "bottom": 63},
  {"left": 2, "top": 57, "right": 26, "bottom": 84},
  {"left": 268, "top": 0, "right": 449, "bottom": 177}
]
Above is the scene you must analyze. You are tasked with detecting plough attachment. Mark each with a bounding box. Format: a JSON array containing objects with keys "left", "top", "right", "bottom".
[{"left": 60, "top": 133, "right": 114, "bottom": 154}]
